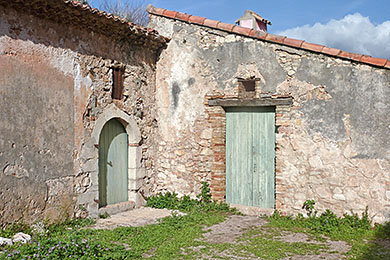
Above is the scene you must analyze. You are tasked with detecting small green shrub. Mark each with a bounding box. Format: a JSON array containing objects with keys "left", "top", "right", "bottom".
[
  {"left": 269, "top": 201, "right": 372, "bottom": 241},
  {"left": 146, "top": 182, "right": 236, "bottom": 213},
  {"left": 98, "top": 212, "right": 110, "bottom": 219}
]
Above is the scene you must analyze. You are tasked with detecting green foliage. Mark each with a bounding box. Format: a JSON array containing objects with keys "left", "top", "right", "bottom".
[
  {"left": 1, "top": 237, "right": 110, "bottom": 259},
  {"left": 197, "top": 181, "right": 212, "bottom": 204},
  {"left": 270, "top": 203, "right": 372, "bottom": 241},
  {"left": 98, "top": 212, "right": 110, "bottom": 219},
  {"left": 0, "top": 222, "right": 32, "bottom": 239},
  {"left": 302, "top": 199, "right": 316, "bottom": 217},
  {"left": 146, "top": 182, "right": 237, "bottom": 213}
]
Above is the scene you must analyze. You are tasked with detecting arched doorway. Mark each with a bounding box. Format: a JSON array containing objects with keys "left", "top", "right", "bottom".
[{"left": 98, "top": 119, "right": 128, "bottom": 207}]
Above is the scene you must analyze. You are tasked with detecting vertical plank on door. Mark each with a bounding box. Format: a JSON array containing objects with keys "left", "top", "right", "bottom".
[{"left": 252, "top": 107, "right": 275, "bottom": 208}]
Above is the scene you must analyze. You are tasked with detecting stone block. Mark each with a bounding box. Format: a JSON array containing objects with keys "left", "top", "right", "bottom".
[
  {"left": 333, "top": 194, "right": 346, "bottom": 201},
  {"left": 128, "top": 178, "right": 143, "bottom": 190},
  {"left": 128, "top": 146, "right": 142, "bottom": 169}
]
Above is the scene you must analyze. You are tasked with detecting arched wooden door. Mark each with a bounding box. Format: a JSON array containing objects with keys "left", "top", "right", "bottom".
[{"left": 98, "top": 119, "right": 128, "bottom": 207}]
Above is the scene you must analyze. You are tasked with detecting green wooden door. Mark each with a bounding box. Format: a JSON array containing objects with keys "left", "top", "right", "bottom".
[
  {"left": 226, "top": 107, "right": 275, "bottom": 208},
  {"left": 98, "top": 119, "right": 128, "bottom": 207}
]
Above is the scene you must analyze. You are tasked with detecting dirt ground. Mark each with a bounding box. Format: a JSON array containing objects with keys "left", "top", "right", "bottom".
[
  {"left": 92, "top": 209, "right": 351, "bottom": 259},
  {"left": 90, "top": 207, "right": 184, "bottom": 229}
]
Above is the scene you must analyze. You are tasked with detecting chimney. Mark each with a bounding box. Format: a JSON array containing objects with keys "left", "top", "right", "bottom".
[{"left": 235, "top": 10, "right": 271, "bottom": 32}]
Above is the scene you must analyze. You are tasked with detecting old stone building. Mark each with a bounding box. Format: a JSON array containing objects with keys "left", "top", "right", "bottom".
[
  {"left": 1, "top": 0, "right": 390, "bottom": 226},
  {"left": 0, "top": 0, "right": 167, "bottom": 225},
  {"left": 146, "top": 6, "right": 390, "bottom": 223}
]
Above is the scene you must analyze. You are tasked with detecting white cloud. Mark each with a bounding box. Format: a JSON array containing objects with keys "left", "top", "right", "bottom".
[{"left": 277, "top": 13, "right": 390, "bottom": 59}]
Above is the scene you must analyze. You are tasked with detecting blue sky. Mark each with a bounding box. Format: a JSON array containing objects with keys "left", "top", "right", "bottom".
[{"left": 92, "top": 0, "right": 390, "bottom": 59}]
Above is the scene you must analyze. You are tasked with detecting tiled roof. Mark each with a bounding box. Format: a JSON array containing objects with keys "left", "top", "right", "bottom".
[
  {"left": 0, "top": 0, "right": 168, "bottom": 50},
  {"left": 146, "top": 5, "right": 390, "bottom": 70}
]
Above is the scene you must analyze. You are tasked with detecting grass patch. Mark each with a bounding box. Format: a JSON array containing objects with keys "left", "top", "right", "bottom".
[
  {"left": 267, "top": 202, "right": 390, "bottom": 259},
  {"left": 0, "top": 211, "right": 227, "bottom": 259}
]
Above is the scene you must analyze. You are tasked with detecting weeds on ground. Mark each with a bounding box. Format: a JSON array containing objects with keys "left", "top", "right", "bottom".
[
  {"left": 268, "top": 200, "right": 390, "bottom": 259},
  {"left": 146, "top": 182, "right": 237, "bottom": 213}
]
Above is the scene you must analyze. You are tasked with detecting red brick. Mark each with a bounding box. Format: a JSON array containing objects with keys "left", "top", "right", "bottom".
[
  {"left": 163, "top": 10, "right": 177, "bottom": 19},
  {"left": 175, "top": 12, "right": 191, "bottom": 21},
  {"left": 232, "top": 26, "right": 252, "bottom": 36},
  {"left": 217, "top": 22, "right": 235, "bottom": 32},
  {"left": 283, "top": 38, "right": 303, "bottom": 48},
  {"left": 321, "top": 46, "right": 341, "bottom": 56},
  {"left": 360, "top": 56, "right": 387, "bottom": 67},
  {"left": 338, "top": 51, "right": 362, "bottom": 62},
  {"left": 203, "top": 19, "right": 220, "bottom": 28},
  {"left": 301, "top": 42, "right": 324, "bottom": 53},
  {"left": 188, "top": 15, "right": 206, "bottom": 25},
  {"left": 265, "top": 34, "right": 286, "bottom": 44}
]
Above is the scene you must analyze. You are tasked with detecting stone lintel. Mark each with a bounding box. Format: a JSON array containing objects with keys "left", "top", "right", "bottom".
[{"left": 208, "top": 98, "right": 292, "bottom": 107}]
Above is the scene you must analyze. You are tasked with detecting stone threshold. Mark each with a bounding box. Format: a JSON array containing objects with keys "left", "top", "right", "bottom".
[{"left": 98, "top": 201, "right": 136, "bottom": 216}]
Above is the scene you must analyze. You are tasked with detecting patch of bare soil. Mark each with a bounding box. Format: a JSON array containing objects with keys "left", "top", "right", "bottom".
[
  {"left": 373, "top": 239, "right": 390, "bottom": 250},
  {"left": 202, "top": 215, "right": 267, "bottom": 244},
  {"left": 279, "top": 232, "right": 350, "bottom": 260},
  {"left": 90, "top": 207, "right": 175, "bottom": 229}
]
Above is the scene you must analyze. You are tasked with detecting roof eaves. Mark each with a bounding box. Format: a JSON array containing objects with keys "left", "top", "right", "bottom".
[
  {"left": 0, "top": 0, "right": 169, "bottom": 49},
  {"left": 146, "top": 5, "right": 390, "bottom": 70}
]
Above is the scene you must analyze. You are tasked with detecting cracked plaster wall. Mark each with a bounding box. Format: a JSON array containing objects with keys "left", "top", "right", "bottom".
[
  {"left": 0, "top": 7, "right": 158, "bottom": 225},
  {"left": 149, "top": 16, "right": 390, "bottom": 223}
]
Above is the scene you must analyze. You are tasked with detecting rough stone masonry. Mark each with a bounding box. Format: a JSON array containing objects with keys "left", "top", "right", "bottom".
[
  {"left": 147, "top": 12, "right": 390, "bottom": 223},
  {"left": 0, "top": 0, "right": 166, "bottom": 225}
]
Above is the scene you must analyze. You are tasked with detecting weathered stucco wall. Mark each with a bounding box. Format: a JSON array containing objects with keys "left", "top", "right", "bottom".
[
  {"left": 0, "top": 6, "right": 159, "bottom": 225},
  {"left": 149, "top": 15, "right": 390, "bottom": 223}
]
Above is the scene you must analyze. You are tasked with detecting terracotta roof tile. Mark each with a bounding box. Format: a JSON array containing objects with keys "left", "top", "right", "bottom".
[
  {"left": 175, "top": 12, "right": 191, "bottom": 22},
  {"left": 283, "top": 38, "right": 303, "bottom": 48},
  {"left": 232, "top": 26, "right": 252, "bottom": 36},
  {"left": 322, "top": 47, "right": 341, "bottom": 56},
  {"left": 147, "top": 5, "right": 165, "bottom": 16},
  {"left": 385, "top": 60, "right": 390, "bottom": 69},
  {"left": 248, "top": 29, "right": 257, "bottom": 37},
  {"left": 301, "top": 42, "right": 324, "bottom": 53},
  {"left": 338, "top": 51, "right": 362, "bottom": 61},
  {"left": 204, "top": 19, "right": 220, "bottom": 28},
  {"left": 188, "top": 15, "right": 206, "bottom": 25},
  {"left": 163, "top": 10, "right": 178, "bottom": 19},
  {"left": 265, "top": 34, "right": 286, "bottom": 44},
  {"left": 146, "top": 5, "right": 390, "bottom": 70},
  {"left": 360, "top": 56, "right": 387, "bottom": 67},
  {"left": 217, "top": 22, "right": 235, "bottom": 32},
  {"left": 253, "top": 30, "right": 267, "bottom": 40}
]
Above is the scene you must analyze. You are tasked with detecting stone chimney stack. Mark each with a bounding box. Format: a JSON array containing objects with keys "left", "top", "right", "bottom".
[{"left": 235, "top": 10, "right": 271, "bottom": 32}]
